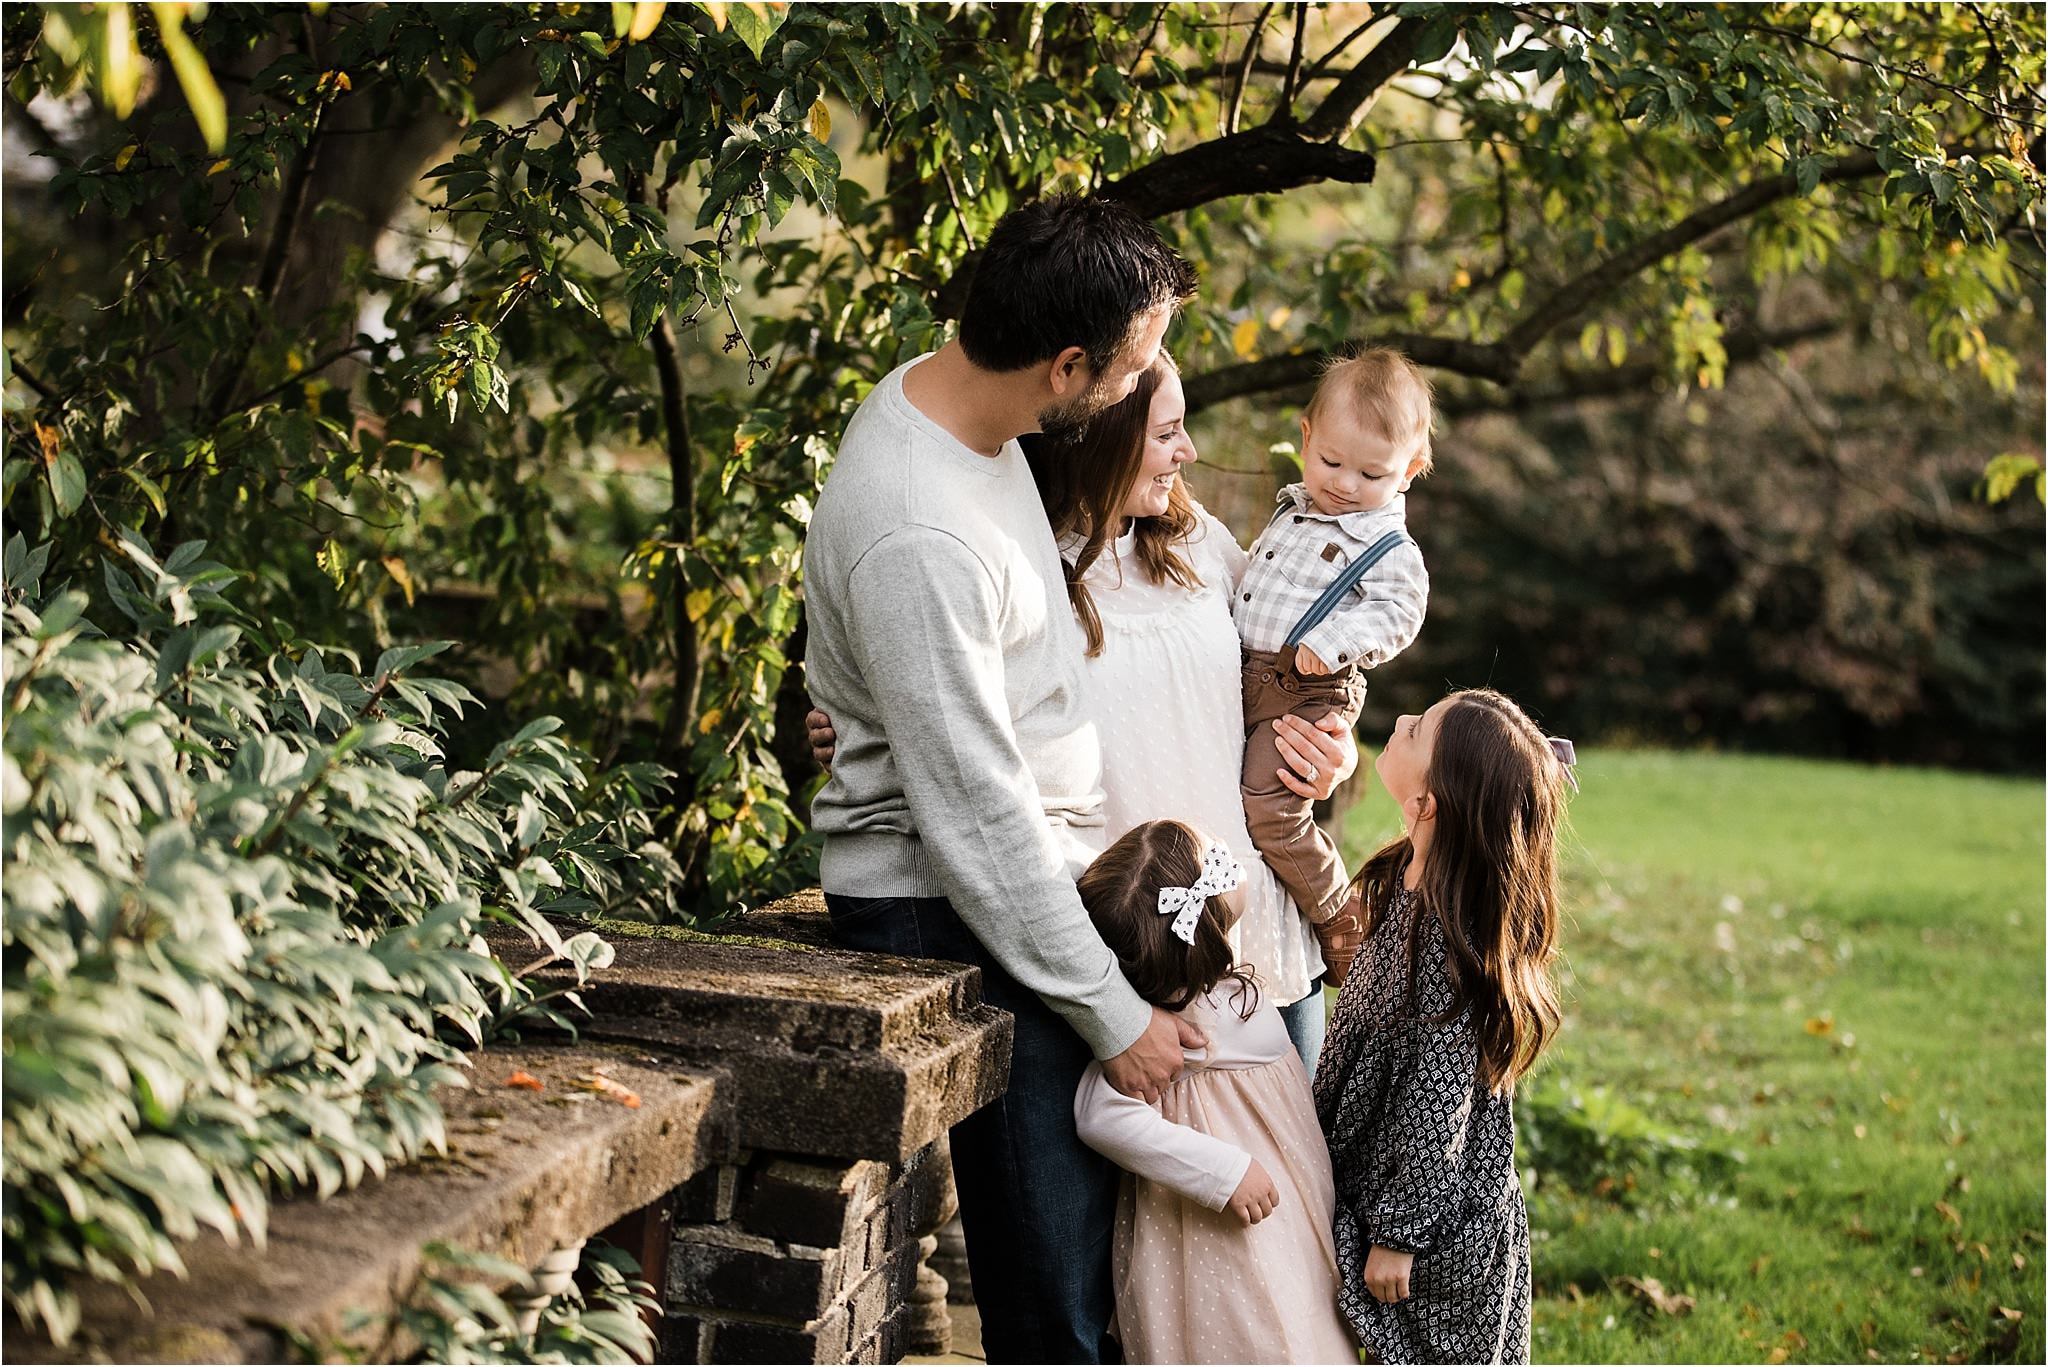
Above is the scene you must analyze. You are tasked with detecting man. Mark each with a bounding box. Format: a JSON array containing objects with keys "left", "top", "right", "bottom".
[{"left": 803, "top": 196, "right": 1199, "bottom": 1363}]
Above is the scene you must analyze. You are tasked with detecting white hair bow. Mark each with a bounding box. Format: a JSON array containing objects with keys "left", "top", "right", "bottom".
[{"left": 1156, "top": 841, "right": 1245, "bottom": 945}]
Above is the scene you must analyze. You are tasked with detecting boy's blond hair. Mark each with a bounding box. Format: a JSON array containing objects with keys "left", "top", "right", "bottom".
[{"left": 1304, "top": 347, "right": 1435, "bottom": 473}]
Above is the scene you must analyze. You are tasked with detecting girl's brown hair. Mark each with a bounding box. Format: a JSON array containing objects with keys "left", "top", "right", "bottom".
[
  {"left": 1020, "top": 354, "right": 1201, "bottom": 657},
  {"left": 1355, "top": 688, "right": 1565, "bottom": 1094},
  {"left": 1078, "top": 820, "right": 1258, "bottom": 1017}
]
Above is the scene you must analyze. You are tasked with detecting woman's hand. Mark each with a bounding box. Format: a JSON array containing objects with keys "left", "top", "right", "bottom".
[
  {"left": 805, "top": 707, "right": 837, "bottom": 768},
  {"left": 1362, "top": 1244, "right": 1414, "bottom": 1303},
  {"left": 1273, "top": 712, "right": 1358, "bottom": 802}
]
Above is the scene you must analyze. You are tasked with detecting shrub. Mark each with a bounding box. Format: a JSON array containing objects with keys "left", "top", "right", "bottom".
[
  {"left": 1519, "top": 1076, "right": 1743, "bottom": 1209},
  {"left": 1, "top": 533, "right": 669, "bottom": 1342}
]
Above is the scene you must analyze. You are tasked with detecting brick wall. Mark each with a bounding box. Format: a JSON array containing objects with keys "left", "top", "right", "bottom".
[{"left": 663, "top": 1140, "right": 950, "bottom": 1364}]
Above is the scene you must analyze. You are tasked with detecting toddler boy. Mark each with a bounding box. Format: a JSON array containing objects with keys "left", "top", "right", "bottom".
[{"left": 1235, "top": 348, "right": 1432, "bottom": 984}]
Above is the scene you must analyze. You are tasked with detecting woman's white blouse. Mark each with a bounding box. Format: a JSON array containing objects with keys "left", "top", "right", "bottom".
[{"left": 1067, "top": 506, "right": 1325, "bottom": 1004}]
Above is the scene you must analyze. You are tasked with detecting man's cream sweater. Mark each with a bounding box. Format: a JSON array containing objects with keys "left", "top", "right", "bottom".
[{"left": 804, "top": 356, "right": 1150, "bottom": 1060}]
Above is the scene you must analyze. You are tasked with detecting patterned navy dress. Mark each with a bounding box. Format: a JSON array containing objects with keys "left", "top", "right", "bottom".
[{"left": 1313, "top": 885, "right": 1532, "bottom": 1364}]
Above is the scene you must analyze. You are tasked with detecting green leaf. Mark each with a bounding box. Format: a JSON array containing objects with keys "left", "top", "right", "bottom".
[
  {"left": 724, "top": 1, "right": 786, "bottom": 59},
  {"left": 47, "top": 450, "right": 86, "bottom": 518},
  {"left": 121, "top": 466, "right": 168, "bottom": 517},
  {"left": 316, "top": 539, "right": 347, "bottom": 589}
]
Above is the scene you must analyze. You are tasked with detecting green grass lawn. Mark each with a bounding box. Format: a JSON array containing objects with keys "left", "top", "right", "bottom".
[{"left": 1340, "top": 748, "right": 2045, "bottom": 1364}]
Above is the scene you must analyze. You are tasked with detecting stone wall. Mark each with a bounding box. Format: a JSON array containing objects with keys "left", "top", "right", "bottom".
[
  {"left": 15, "top": 892, "right": 1007, "bottom": 1365},
  {"left": 663, "top": 1143, "right": 951, "bottom": 1363}
]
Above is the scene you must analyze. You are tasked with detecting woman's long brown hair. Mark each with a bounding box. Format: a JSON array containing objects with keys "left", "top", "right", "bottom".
[
  {"left": 1354, "top": 688, "right": 1566, "bottom": 1094},
  {"left": 1020, "top": 354, "right": 1201, "bottom": 656}
]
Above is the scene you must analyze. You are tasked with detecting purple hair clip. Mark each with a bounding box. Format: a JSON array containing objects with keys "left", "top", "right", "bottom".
[{"left": 1547, "top": 736, "right": 1579, "bottom": 792}]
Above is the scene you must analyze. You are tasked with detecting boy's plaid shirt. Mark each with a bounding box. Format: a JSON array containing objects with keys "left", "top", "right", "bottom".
[{"left": 1234, "top": 484, "right": 1430, "bottom": 670}]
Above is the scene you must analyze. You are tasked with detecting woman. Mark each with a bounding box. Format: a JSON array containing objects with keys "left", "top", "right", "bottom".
[{"left": 811, "top": 354, "right": 1358, "bottom": 1067}]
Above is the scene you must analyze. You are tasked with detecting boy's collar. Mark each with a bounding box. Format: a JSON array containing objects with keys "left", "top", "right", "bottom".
[{"left": 1275, "top": 481, "right": 1406, "bottom": 533}]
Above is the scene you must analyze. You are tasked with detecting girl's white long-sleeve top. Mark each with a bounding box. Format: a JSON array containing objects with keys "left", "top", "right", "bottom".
[{"left": 1072, "top": 990, "right": 1293, "bottom": 1212}]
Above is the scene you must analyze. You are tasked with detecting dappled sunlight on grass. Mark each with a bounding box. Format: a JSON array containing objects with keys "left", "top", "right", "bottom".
[{"left": 1342, "top": 748, "right": 2044, "bottom": 1364}]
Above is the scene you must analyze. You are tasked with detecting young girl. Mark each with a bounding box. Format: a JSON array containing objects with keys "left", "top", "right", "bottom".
[
  {"left": 1072, "top": 820, "right": 1358, "bottom": 1365},
  {"left": 1315, "top": 688, "right": 1572, "bottom": 1365}
]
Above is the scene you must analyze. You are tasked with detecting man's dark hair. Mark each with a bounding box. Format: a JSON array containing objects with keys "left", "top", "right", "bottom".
[{"left": 956, "top": 195, "right": 1197, "bottom": 375}]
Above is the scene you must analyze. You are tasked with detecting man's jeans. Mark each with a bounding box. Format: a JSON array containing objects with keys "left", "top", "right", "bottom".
[
  {"left": 1279, "top": 988, "right": 1328, "bottom": 1079},
  {"left": 825, "top": 894, "right": 1119, "bottom": 1365}
]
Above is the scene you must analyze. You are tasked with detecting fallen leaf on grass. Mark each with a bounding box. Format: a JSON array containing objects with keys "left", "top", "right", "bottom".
[
  {"left": 2014, "top": 1253, "right": 2027, "bottom": 1271},
  {"left": 504, "top": 1070, "right": 544, "bottom": 1091},
  {"left": 1766, "top": 1349, "right": 1789, "bottom": 1364},
  {"left": 1804, "top": 1013, "right": 1834, "bottom": 1035},
  {"left": 1934, "top": 1199, "right": 1962, "bottom": 1228},
  {"left": 1995, "top": 1306, "right": 2024, "bottom": 1322},
  {"left": 1616, "top": 1276, "right": 1695, "bottom": 1317}
]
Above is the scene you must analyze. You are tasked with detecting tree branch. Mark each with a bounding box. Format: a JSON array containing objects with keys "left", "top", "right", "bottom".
[
  {"left": 1299, "top": 14, "right": 1435, "bottom": 141},
  {"left": 1440, "top": 317, "right": 1849, "bottom": 417},
  {"left": 1276, "top": 3, "right": 1310, "bottom": 122},
  {"left": 203, "top": 89, "right": 337, "bottom": 420},
  {"left": 650, "top": 307, "right": 700, "bottom": 762},
  {"left": 1184, "top": 333, "right": 1516, "bottom": 412},
  {"left": 9, "top": 358, "right": 53, "bottom": 400},
  {"left": 1098, "top": 123, "right": 1376, "bottom": 219},
  {"left": 1303, "top": 13, "right": 1391, "bottom": 87},
  {"left": 1223, "top": 3, "right": 1275, "bottom": 137},
  {"left": 1497, "top": 150, "right": 1885, "bottom": 358},
  {"left": 1183, "top": 317, "right": 1847, "bottom": 416}
]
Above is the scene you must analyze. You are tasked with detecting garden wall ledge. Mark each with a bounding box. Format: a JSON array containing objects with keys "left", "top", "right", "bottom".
[
  {"left": 516, "top": 891, "right": 1015, "bottom": 1163},
  {"left": 18, "top": 1041, "right": 730, "bottom": 1365},
  {"left": 21, "top": 896, "right": 1011, "bottom": 1365}
]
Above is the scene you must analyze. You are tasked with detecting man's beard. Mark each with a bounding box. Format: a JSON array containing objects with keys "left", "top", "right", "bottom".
[{"left": 1036, "top": 374, "right": 1120, "bottom": 443}]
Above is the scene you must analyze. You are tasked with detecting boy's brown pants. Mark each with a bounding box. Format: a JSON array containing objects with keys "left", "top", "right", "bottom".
[{"left": 1240, "top": 647, "right": 1367, "bottom": 924}]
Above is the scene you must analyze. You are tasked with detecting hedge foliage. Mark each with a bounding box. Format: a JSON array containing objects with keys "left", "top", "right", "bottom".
[{"left": 0, "top": 533, "right": 672, "bottom": 1343}]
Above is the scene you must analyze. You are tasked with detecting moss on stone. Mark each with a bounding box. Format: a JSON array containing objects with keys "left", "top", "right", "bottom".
[{"left": 585, "top": 915, "right": 816, "bottom": 954}]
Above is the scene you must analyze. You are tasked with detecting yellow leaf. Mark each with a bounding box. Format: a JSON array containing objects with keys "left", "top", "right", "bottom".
[
  {"left": 1230, "top": 317, "right": 1259, "bottom": 360},
  {"left": 685, "top": 588, "right": 714, "bottom": 622},
  {"left": 1803, "top": 1014, "right": 1833, "bottom": 1036},
  {"left": 1265, "top": 305, "right": 1292, "bottom": 331},
  {"left": 699, "top": 0, "right": 727, "bottom": 29},
  {"left": 628, "top": 1, "right": 666, "bottom": 40},
  {"left": 1452, "top": 266, "right": 1471, "bottom": 290},
  {"left": 1766, "top": 1350, "right": 1789, "bottom": 1365},
  {"left": 380, "top": 556, "right": 416, "bottom": 606},
  {"left": 207, "top": 157, "right": 231, "bottom": 175},
  {"left": 808, "top": 98, "right": 831, "bottom": 144},
  {"left": 697, "top": 706, "right": 723, "bottom": 735},
  {"left": 148, "top": 2, "right": 227, "bottom": 152},
  {"left": 113, "top": 142, "right": 138, "bottom": 170},
  {"left": 102, "top": 2, "right": 142, "bottom": 118}
]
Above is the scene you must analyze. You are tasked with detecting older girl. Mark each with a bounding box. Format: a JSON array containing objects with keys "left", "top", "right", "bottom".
[{"left": 1316, "top": 689, "right": 1570, "bottom": 1364}]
